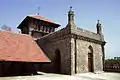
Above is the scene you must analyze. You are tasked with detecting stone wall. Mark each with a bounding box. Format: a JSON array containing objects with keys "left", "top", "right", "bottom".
[
  {"left": 70, "top": 36, "right": 103, "bottom": 74},
  {"left": 76, "top": 39, "right": 103, "bottom": 73},
  {"left": 37, "top": 28, "right": 72, "bottom": 74},
  {"left": 69, "top": 26, "right": 105, "bottom": 74}
]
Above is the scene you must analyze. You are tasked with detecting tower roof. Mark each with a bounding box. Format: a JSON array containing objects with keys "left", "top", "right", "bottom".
[
  {"left": 28, "top": 15, "right": 60, "bottom": 26},
  {"left": 17, "top": 14, "right": 60, "bottom": 29}
]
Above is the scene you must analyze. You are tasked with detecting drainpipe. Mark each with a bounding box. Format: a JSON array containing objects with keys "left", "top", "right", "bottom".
[
  {"left": 74, "top": 36, "right": 77, "bottom": 74},
  {"left": 102, "top": 42, "right": 106, "bottom": 71}
]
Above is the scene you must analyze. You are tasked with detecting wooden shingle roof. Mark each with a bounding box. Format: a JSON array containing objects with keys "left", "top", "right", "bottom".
[
  {"left": 0, "top": 30, "right": 50, "bottom": 62},
  {"left": 28, "top": 15, "right": 60, "bottom": 26},
  {"left": 17, "top": 14, "right": 60, "bottom": 29}
]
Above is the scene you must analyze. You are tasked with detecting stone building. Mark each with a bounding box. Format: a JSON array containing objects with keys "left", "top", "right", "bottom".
[{"left": 18, "top": 7, "right": 106, "bottom": 75}]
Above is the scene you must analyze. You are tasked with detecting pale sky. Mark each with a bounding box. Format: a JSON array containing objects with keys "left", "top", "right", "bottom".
[{"left": 0, "top": 0, "right": 120, "bottom": 58}]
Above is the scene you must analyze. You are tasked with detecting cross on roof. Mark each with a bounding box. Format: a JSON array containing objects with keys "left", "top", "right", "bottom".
[
  {"left": 70, "top": 6, "right": 72, "bottom": 11},
  {"left": 37, "top": 6, "right": 40, "bottom": 15}
]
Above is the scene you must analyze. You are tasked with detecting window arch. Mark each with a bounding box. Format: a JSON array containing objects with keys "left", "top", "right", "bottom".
[
  {"left": 88, "top": 45, "right": 93, "bottom": 53},
  {"left": 55, "top": 49, "right": 60, "bottom": 55}
]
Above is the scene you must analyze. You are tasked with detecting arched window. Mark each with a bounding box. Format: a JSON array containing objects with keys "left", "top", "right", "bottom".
[{"left": 88, "top": 45, "right": 94, "bottom": 72}]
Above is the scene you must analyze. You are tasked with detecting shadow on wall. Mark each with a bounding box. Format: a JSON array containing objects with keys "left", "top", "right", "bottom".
[
  {"left": 0, "top": 61, "right": 44, "bottom": 77},
  {"left": 37, "top": 49, "right": 62, "bottom": 74},
  {"left": 54, "top": 49, "right": 61, "bottom": 74}
]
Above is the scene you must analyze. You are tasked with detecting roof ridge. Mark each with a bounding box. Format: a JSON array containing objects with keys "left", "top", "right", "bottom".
[
  {"left": 0, "top": 30, "right": 32, "bottom": 38},
  {"left": 27, "top": 14, "right": 61, "bottom": 26}
]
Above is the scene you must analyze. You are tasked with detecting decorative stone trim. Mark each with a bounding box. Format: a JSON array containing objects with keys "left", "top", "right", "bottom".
[
  {"left": 47, "top": 32, "right": 104, "bottom": 45},
  {"left": 39, "top": 27, "right": 105, "bottom": 45},
  {"left": 68, "top": 33, "right": 104, "bottom": 44}
]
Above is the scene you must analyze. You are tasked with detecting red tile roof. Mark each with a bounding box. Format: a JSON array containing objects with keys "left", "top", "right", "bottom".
[
  {"left": 0, "top": 30, "right": 50, "bottom": 62},
  {"left": 28, "top": 15, "right": 60, "bottom": 26}
]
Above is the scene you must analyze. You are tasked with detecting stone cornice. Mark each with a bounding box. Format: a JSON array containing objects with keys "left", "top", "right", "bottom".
[
  {"left": 70, "top": 33, "right": 105, "bottom": 45},
  {"left": 39, "top": 26, "right": 105, "bottom": 45},
  {"left": 47, "top": 32, "right": 105, "bottom": 45}
]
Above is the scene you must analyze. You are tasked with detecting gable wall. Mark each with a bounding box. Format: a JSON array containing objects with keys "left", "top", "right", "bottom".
[
  {"left": 37, "top": 28, "right": 72, "bottom": 74},
  {"left": 75, "top": 39, "right": 103, "bottom": 73}
]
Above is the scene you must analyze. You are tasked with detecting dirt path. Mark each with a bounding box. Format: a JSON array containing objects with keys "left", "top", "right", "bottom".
[{"left": 0, "top": 72, "right": 120, "bottom": 80}]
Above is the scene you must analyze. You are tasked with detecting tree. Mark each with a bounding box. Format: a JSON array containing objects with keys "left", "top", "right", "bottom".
[
  {"left": 105, "top": 58, "right": 120, "bottom": 64},
  {"left": 0, "top": 25, "right": 12, "bottom": 31}
]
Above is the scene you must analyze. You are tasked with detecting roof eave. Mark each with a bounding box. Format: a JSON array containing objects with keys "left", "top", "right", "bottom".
[
  {"left": 17, "top": 16, "right": 61, "bottom": 29},
  {"left": 17, "top": 16, "right": 28, "bottom": 29},
  {"left": 27, "top": 16, "right": 61, "bottom": 28}
]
